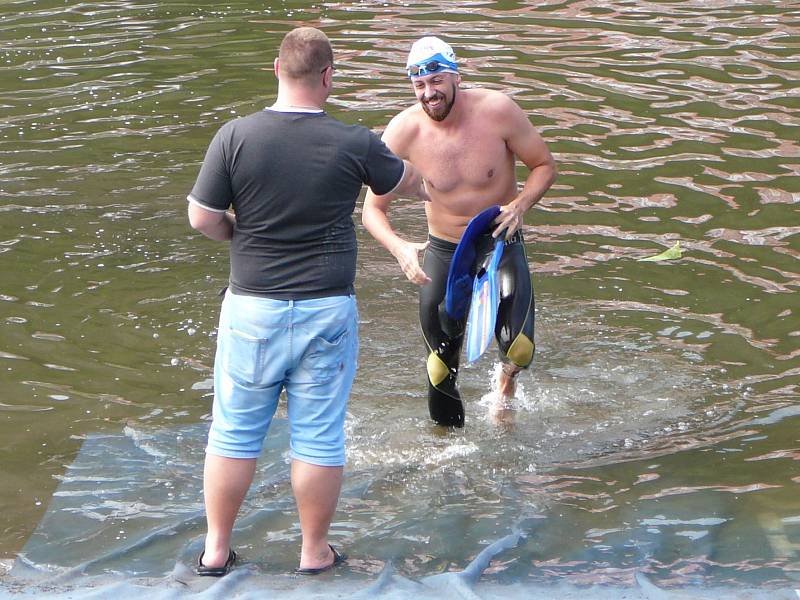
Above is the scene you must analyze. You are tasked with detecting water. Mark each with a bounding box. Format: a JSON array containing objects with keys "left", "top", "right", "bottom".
[{"left": 0, "top": 0, "right": 798, "bottom": 593}]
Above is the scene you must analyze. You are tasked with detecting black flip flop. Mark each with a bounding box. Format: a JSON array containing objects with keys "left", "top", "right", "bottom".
[
  {"left": 196, "top": 549, "right": 237, "bottom": 577},
  {"left": 295, "top": 544, "right": 347, "bottom": 575}
]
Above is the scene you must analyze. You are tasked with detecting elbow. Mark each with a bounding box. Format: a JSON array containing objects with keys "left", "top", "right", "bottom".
[
  {"left": 192, "top": 222, "right": 212, "bottom": 237},
  {"left": 361, "top": 191, "right": 392, "bottom": 236},
  {"left": 361, "top": 203, "right": 375, "bottom": 231},
  {"left": 188, "top": 213, "right": 203, "bottom": 232},
  {"left": 187, "top": 203, "right": 201, "bottom": 231},
  {"left": 548, "top": 159, "right": 558, "bottom": 186},
  {"left": 362, "top": 193, "right": 379, "bottom": 228},
  {"left": 188, "top": 203, "right": 218, "bottom": 234},
  {"left": 188, "top": 214, "right": 212, "bottom": 236}
]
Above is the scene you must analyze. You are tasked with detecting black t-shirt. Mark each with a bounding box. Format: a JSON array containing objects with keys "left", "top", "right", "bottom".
[{"left": 189, "top": 109, "right": 405, "bottom": 299}]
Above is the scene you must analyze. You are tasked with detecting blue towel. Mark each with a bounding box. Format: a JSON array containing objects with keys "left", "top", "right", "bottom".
[{"left": 444, "top": 205, "right": 501, "bottom": 320}]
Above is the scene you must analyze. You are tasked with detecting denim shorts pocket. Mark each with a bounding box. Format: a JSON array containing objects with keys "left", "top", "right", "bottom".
[
  {"left": 302, "top": 329, "right": 350, "bottom": 383},
  {"left": 221, "top": 326, "right": 269, "bottom": 386}
]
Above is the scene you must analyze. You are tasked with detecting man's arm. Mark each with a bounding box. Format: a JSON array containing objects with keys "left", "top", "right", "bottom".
[
  {"left": 362, "top": 115, "right": 431, "bottom": 285},
  {"left": 188, "top": 201, "right": 235, "bottom": 241},
  {"left": 389, "top": 159, "right": 429, "bottom": 202},
  {"left": 363, "top": 180, "right": 431, "bottom": 286},
  {"left": 491, "top": 95, "right": 558, "bottom": 240}
]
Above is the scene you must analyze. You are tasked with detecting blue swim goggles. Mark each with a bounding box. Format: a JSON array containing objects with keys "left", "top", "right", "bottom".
[{"left": 407, "top": 54, "right": 458, "bottom": 78}]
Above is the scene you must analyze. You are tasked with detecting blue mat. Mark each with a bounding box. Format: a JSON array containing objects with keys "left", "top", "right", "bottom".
[{"left": 2, "top": 421, "right": 798, "bottom": 599}]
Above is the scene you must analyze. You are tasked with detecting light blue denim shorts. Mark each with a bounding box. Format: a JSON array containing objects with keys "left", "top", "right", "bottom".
[{"left": 207, "top": 290, "right": 358, "bottom": 466}]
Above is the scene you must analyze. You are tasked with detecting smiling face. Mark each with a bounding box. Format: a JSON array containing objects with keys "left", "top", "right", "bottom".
[{"left": 412, "top": 71, "right": 460, "bottom": 122}]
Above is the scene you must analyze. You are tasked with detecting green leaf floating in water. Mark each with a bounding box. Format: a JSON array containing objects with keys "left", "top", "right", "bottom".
[{"left": 638, "top": 241, "right": 682, "bottom": 262}]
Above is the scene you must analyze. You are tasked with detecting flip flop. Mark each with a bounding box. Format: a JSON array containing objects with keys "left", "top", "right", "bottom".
[
  {"left": 295, "top": 544, "right": 347, "bottom": 575},
  {"left": 196, "top": 549, "right": 237, "bottom": 577}
]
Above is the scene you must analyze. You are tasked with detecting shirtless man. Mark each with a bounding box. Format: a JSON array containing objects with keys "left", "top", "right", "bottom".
[{"left": 362, "top": 36, "right": 557, "bottom": 427}]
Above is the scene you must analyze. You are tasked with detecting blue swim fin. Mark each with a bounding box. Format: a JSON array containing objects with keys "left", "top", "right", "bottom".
[
  {"left": 444, "top": 205, "right": 501, "bottom": 321},
  {"left": 465, "top": 239, "right": 504, "bottom": 363}
]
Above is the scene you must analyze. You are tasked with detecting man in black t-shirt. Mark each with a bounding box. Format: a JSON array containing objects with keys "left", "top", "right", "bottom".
[{"left": 188, "top": 27, "right": 427, "bottom": 576}]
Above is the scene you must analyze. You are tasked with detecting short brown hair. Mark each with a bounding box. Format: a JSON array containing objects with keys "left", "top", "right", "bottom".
[{"left": 278, "top": 27, "right": 333, "bottom": 83}]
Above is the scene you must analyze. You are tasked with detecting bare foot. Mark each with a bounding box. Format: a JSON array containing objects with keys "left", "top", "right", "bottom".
[
  {"left": 489, "top": 363, "right": 521, "bottom": 426},
  {"left": 200, "top": 538, "right": 232, "bottom": 569},
  {"left": 488, "top": 394, "right": 516, "bottom": 427},
  {"left": 299, "top": 543, "right": 335, "bottom": 571}
]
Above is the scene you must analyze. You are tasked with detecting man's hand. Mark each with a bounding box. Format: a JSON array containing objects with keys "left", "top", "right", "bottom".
[
  {"left": 392, "top": 239, "right": 431, "bottom": 285},
  {"left": 492, "top": 200, "right": 526, "bottom": 240}
]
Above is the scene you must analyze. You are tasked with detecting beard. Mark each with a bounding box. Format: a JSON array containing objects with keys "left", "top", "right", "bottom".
[{"left": 421, "top": 83, "right": 456, "bottom": 122}]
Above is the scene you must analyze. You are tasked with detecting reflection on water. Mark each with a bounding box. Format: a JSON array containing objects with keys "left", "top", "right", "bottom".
[{"left": 0, "top": 0, "right": 798, "bottom": 593}]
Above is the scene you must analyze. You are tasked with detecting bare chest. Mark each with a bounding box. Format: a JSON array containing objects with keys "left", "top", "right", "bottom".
[{"left": 409, "top": 125, "right": 512, "bottom": 194}]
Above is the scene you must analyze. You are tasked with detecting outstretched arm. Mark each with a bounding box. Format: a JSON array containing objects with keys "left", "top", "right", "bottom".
[
  {"left": 362, "top": 115, "right": 431, "bottom": 285},
  {"left": 491, "top": 96, "right": 557, "bottom": 240},
  {"left": 362, "top": 182, "right": 431, "bottom": 286}
]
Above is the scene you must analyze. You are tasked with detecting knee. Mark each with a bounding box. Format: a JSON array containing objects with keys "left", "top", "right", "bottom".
[
  {"left": 426, "top": 351, "right": 450, "bottom": 387},
  {"left": 504, "top": 333, "right": 535, "bottom": 368},
  {"left": 290, "top": 429, "right": 345, "bottom": 467}
]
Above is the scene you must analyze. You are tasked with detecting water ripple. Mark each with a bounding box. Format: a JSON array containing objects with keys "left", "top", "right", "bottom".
[{"left": 0, "top": 0, "right": 798, "bottom": 589}]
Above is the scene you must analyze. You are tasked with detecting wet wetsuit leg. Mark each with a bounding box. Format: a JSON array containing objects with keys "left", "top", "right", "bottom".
[
  {"left": 420, "top": 236, "right": 465, "bottom": 427},
  {"left": 494, "top": 233, "right": 535, "bottom": 368}
]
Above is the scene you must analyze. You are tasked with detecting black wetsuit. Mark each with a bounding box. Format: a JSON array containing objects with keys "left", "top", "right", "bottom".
[{"left": 420, "top": 231, "right": 535, "bottom": 427}]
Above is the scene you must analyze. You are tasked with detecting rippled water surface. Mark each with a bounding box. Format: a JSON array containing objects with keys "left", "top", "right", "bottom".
[{"left": 1, "top": 0, "right": 798, "bottom": 594}]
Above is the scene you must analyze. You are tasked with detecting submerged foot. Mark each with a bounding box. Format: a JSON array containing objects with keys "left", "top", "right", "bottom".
[
  {"left": 489, "top": 363, "right": 521, "bottom": 426},
  {"left": 196, "top": 549, "right": 237, "bottom": 577},
  {"left": 428, "top": 381, "right": 465, "bottom": 427},
  {"left": 488, "top": 393, "right": 516, "bottom": 426},
  {"left": 297, "top": 544, "right": 346, "bottom": 574},
  {"left": 199, "top": 543, "right": 233, "bottom": 570}
]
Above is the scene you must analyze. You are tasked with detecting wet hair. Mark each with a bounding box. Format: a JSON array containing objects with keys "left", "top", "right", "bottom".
[{"left": 278, "top": 27, "right": 333, "bottom": 83}]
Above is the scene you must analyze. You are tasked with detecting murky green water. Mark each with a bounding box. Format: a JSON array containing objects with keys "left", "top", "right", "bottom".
[{"left": 1, "top": 0, "right": 798, "bottom": 591}]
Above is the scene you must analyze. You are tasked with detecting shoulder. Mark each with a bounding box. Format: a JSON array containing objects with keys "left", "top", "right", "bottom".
[
  {"left": 215, "top": 111, "right": 265, "bottom": 139},
  {"left": 324, "top": 117, "right": 387, "bottom": 157},
  {"left": 381, "top": 105, "right": 423, "bottom": 155},
  {"left": 230, "top": 110, "right": 268, "bottom": 127},
  {"left": 320, "top": 113, "right": 365, "bottom": 134},
  {"left": 315, "top": 117, "right": 392, "bottom": 163},
  {"left": 465, "top": 88, "right": 530, "bottom": 138},
  {"left": 467, "top": 88, "right": 523, "bottom": 117}
]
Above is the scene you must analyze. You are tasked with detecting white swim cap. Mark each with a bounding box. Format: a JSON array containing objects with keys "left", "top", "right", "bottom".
[{"left": 406, "top": 36, "right": 458, "bottom": 77}]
